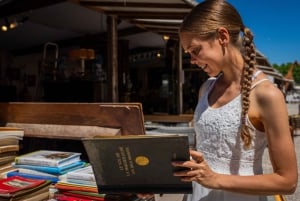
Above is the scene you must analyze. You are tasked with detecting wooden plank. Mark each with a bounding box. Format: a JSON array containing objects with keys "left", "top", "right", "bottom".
[
  {"left": 0, "top": 102, "right": 145, "bottom": 136},
  {"left": 6, "top": 123, "right": 121, "bottom": 139}
]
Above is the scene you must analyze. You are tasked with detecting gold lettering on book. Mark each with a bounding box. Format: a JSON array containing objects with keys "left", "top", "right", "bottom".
[
  {"left": 125, "top": 147, "right": 136, "bottom": 175},
  {"left": 115, "top": 152, "right": 124, "bottom": 171},
  {"left": 116, "top": 146, "right": 136, "bottom": 176}
]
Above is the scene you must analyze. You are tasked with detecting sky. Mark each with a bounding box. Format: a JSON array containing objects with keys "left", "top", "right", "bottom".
[{"left": 198, "top": 0, "right": 299, "bottom": 65}]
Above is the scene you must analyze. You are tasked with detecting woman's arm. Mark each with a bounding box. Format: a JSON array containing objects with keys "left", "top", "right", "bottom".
[{"left": 172, "top": 82, "right": 298, "bottom": 195}]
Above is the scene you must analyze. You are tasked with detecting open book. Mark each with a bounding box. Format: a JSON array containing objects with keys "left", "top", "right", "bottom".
[{"left": 82, "top": 135, "right": 192, "bottom": 194}]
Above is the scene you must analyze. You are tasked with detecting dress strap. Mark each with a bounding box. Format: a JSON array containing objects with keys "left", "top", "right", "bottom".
[
  {"left": 251, "top": 78, "right": 270, "bottom": 89},
  {"left": 252, "top": 70, "right": 262, "bottom": 80}
]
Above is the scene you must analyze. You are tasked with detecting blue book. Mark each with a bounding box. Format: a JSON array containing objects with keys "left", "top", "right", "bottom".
[
  {"left": 12, "top": 160, "right": 86, "bottom": 175},
  {"left": 14, "top": 150, "right": 81, "bottom": 167},
  {"left": 7, "top": 170, "right": 60, "bottom": 183}
]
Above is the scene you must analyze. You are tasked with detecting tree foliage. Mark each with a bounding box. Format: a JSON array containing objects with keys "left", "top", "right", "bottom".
[{"left": 273, "top": 62, "right": 300, "bottom": 84}]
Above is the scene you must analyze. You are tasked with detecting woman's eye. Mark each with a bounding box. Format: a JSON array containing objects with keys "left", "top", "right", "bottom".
[{"left": 191, "top": 47, "right": 200, "bottom": 56}]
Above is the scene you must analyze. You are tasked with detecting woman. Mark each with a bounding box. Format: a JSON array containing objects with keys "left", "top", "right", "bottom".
[{"left": 172, "top": 0, "right": 298, "bottom": 201}]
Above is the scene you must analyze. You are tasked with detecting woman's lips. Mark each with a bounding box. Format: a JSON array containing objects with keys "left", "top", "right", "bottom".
[{"left": 201, "top": 64, "right": 208, "bottom": 70}]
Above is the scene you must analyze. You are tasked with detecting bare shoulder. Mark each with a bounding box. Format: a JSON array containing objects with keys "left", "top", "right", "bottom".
[
  {"left": 252, "top": 79, "right": 285, "bottom": 106},
  {"left": 250, "top": 79, "right": 289, "bottom": 134}
]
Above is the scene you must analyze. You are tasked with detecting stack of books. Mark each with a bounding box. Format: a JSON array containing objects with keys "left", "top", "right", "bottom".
[
  {"left": 0, "top": 127, "right": 24, "bottom": 178},
  {"left": 55, "top": 165, "right": 105, "bottom": 200},
  {"left": 62, "top": 165, "right": 96, "bottom": 186},
  {"left": 8, "top": 150, "right": 86, "bottom": 183},
  {"left": 0, "top": 175, "right": 51, "bottom": 201},
  {"left": 54, "top": 189, "right": 105, "bottom": 201}
]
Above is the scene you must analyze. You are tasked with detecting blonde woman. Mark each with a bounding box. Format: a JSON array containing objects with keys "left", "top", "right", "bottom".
[{"left": 172, "top": 1, "right": 298, "bottom": 201}]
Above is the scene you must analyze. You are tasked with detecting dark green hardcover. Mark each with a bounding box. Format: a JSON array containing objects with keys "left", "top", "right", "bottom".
[{"left": 82, "top": 135, "right": 192, "bottom": 194}]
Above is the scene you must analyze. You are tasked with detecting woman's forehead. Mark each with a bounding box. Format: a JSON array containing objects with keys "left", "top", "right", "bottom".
[{"left": 180, "top": 33, "right": 203, "bottom": 49}]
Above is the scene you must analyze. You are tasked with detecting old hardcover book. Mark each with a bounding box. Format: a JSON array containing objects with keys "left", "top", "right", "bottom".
[
  {"left": 0, "top": 163, "right": 15, "bottom": 174},
  {"left": 0, "top": 152, "right": 17, "bottom": 158},
  {"left": 16, "top": 190, "right": 49, "bottom": 201},
  {"left": 0, "top": 179, "right": 51, "bottom": 201},
  {"left": 61, "top": 191, "right": 105, "bottom": 201},
  {"left": 0, "top": 145, "right": 19, "bottom": 154},
  {"left": 16, "top": 168, "right": 60, "bottom": 178},
  {"left": 0, "top": 175, "right": 49, "bottom": 198},
  {"left": 11, "top": 160, "right": 86, "bottom": 175},
  {"left": 82, "top": 135, "right": 192, "bottom": 194},
  {"left": 0, "top": 163, "right": 16, "bottom": 179},
  {"left": 14, "top": 150, "right": 81, "bottom": 167},
  {"left": 0, "top": 128, "right": 24, "bottom": 140},
  {"left": 55, "top": 180, "right": 98, "bottom": 193},
  {"left": 61, "top": 191, "right": 107, "bottom": 201},
  {"left": 65, "top": 165, "right": 95, "bottom": 182},
  {"left": 54, "top": 194, "right": 99, "bottom": 201},
  {"left": 6, "top": 171, "right": 60, "bottom": 184},
  {"left": 0, "top": 156, "right": 16, "bottom": 166},
  {"left": 62, "top": 178, "right": 97, "bottom": 186},
  {"left": 0, "top": 139, "right": 19, "bottom": 147}
]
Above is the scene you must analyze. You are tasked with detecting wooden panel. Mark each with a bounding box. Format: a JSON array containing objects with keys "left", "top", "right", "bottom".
[{"left": 0, "top": 102, "right": 145, "bottom": 138}]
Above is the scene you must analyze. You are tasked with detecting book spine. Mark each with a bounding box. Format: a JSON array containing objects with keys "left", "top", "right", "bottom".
[
  {"left": 67, "top": 173, "right": 95, "bottom": 182},
  {"left": 55, "top": 183, "right": 98, "bottom": 193},
  {"left": 18, "top": 168, "right": 58, "bottom": 177},
  {"left": 7, "top": 171, "right": 59, "bottom": 183},
  {"left": 0, "top": 145, "right": 19, "bottom": 153},
  {"left": 15, "top": 157, "right": 58, "bottom": 167},
  {"left": 0, "top": 175, "right": 46, "bottom": 195},
  {"left": 62, "top": 191, "right": 105, "bottom": 201},
  {"left": 55, "top": 194, "right": 93, "bottom": 201},
  {"left": 12, "top": 161, "right": 86, "bottom": 175},
  {"left": 66, "top": 178, "right": 97, "bottom": 186},
  {"left": 12, "top": 163, "right": 61, "bottom": 174}
]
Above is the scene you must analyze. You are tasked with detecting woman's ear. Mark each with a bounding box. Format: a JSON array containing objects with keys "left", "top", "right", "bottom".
[{"left": 217, "top": 27, "right": 230, "bottom": 46}]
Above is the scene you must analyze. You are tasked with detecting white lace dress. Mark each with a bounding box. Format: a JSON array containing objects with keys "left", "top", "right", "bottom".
[{"left": 187, "top": 77, "right": 268, "bottom": 201}]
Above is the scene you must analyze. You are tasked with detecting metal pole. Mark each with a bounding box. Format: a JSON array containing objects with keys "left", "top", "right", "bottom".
[
  {"left": 107, "top": 15, "right": 118, "bottom": 102},
  {"left": 178, "top": 40, "right": 183, "bottom": 114}
]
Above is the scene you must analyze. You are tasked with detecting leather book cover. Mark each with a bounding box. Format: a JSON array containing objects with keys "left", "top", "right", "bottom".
[{"left": 82, "top": 135, "right": 192, "bottom": 194}]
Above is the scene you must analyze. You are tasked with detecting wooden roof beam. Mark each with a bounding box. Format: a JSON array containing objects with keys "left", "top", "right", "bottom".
[
  {"left": 0, "top": 0, "right": 68, "bottom": 18},
  {"left": 80, "top": 1, "right": 192, "bottom": 9},
  {"left": 106, "top": 11, "right": 187, "bottom": 20}
]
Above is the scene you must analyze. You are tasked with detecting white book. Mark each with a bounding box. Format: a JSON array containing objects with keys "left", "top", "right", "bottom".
[
  {"left": 18, "top": 168, "right": 59, "bottom": 178},
  {"left": 14, "top": 150, "right": 81, "bottom": 167},
  {"left": 0, "top": 127, "right": 24, "bottom": 139},
  {"left": 66, "top": 165, "right": 95, "bottom": 182},
  {"left": 66, "top": 178, "right": 97, "bottom": 186}
]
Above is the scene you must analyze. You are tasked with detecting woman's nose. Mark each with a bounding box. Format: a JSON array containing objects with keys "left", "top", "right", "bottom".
[{"left": 190, "top": 57, "right": 197, "bottom": 65}]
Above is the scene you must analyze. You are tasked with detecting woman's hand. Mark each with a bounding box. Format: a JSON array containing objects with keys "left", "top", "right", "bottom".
[{"left": 172, "top": 150, "right": 220, "bottom": 189}]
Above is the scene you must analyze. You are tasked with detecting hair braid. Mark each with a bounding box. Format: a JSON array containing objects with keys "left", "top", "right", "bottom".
[{"left": 241, "top": 27, "right": 256, "bottom": 149}]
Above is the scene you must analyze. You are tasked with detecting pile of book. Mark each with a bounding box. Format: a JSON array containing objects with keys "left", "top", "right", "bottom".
[
  {"left": 0, "top": 127, "right": 24, "bottom": 178},
  {"left": 8, "top": 150, "right": 86, "bottom": 184},
  {"left": 54, "top": 165, "right": 106, "bottom": 200},
  {"left": 0, "top": 175, "right": 51, "bottom": 201}
]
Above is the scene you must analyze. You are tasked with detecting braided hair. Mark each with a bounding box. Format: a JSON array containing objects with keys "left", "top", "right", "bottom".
[
  {"left": 180, "top": 0, "right": 256, "bottom": 148},
  {"left": 241, "top": 27, "right": 256, "bottom": 148}
]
